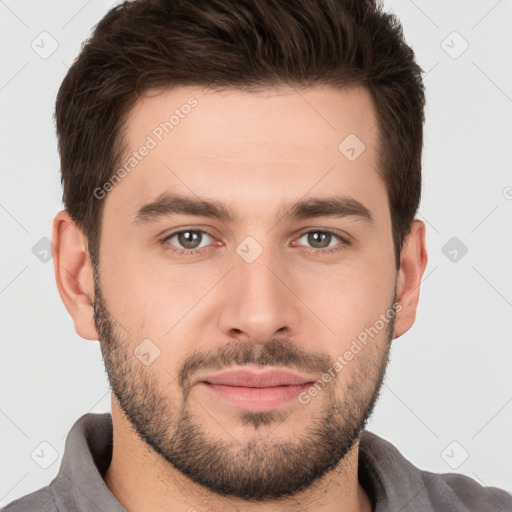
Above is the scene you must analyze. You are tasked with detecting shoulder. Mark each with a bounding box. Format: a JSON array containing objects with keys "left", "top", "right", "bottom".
[
  {"left": 1, "top": 486, "right": 57, "bottom": 512},
  {"left": 359, "top": 430, "right": 512, "bottom": 512},
  {"left": 422, "top": 470, "right": 512, "bottom": 512}
]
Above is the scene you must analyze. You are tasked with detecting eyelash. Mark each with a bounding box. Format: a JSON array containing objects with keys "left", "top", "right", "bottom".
[{"left": 161, "top": 228, "right": 350, "bottom": 257}]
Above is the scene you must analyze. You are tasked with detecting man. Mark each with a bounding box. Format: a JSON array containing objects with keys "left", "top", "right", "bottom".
[{"left": 3, "top": 0, "right": 511, "bottom": 511}]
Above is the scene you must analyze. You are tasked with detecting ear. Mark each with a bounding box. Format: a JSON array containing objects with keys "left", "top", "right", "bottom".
[
  {"left": 52, "top": 210, "right": 99, "bottom": 341},
  {"left": 393, "top": 219, "right": 428, "bottom": 339}
]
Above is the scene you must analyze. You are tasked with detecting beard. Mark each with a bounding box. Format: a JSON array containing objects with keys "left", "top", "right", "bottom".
[{"left": 93, "top": 266, "right": 395, "bottom": 501}]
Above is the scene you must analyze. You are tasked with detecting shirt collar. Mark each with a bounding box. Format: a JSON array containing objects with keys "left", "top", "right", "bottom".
[
  {"left": 358, "top": 430, "right": 434, "bottom": 511},
  {"left": 50, "top": 413, "right": 125, "bottom": 512}
]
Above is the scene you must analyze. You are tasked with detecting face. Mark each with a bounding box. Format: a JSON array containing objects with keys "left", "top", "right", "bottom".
[{"left": 93, "top": 85, "right": 399, "bottom": 500}]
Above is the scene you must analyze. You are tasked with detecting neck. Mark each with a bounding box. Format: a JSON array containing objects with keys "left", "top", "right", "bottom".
[{"left": 104, "top": 403, "right": 373, "bottom": 512}]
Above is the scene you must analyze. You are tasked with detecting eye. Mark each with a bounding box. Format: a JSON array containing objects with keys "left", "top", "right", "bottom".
[
  {"left": 161, "top": 228, "right": 349, "bottom": 257},
  {"left": 295, "top": 230, "right": 348, "bottom": 252},
  {"left": 164, "top": 229, "right": 214, "bottom": 251}
]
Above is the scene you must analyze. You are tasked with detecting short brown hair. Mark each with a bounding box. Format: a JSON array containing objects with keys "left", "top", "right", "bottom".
[{"left": 55, "top": 0, "right": 425, "bottom": 269}]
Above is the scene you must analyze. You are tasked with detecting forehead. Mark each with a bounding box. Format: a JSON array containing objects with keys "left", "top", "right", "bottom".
[
  {"left": 106, "top": 84, "right": 386, "bottom": 225},
  {"left": 123, "top": 84, "right": 378, "bottom": 158}
]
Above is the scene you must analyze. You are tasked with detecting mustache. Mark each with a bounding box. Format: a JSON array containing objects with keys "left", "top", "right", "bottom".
[{"left": 178, "top": 338, "right": 333, "bottom": 390}]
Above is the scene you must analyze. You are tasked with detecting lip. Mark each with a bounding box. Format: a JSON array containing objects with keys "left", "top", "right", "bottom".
[
  {"left": 194, "top": 367, "right": 317, "bottom": 412},
  {"left": 197, "top": 367, "right": 317, "bottom": 387}
]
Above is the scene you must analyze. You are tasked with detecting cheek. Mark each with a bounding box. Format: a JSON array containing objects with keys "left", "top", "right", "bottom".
[
  {"left": 290, "top": 255, "right": 395, "bottom": 334},
  {"left": 99, "top": 244, "right": 227, "bottom": 339}
]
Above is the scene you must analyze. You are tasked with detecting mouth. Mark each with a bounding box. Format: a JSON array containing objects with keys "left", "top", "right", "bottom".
[{"left": 195, "top": 367, "right": 317, "bottom": 412}]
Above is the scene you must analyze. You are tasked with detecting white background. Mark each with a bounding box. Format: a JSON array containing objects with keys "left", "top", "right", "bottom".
[{"left": 1, "top": 0, "right": 511, "bottom": 506}]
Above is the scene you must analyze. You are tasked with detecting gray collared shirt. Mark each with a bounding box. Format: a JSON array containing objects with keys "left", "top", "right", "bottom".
[{"left": 2, "top": 413, "right": 511, "bottom": 511}]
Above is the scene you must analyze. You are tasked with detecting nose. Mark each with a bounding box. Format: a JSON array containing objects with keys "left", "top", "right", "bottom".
[{"left": 217, "top": 245, "right": 302, "bottom": 344}]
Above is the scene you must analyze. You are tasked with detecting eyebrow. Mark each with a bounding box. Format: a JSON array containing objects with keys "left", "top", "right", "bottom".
[{"left": 132, "top": 193, "right": 374, "bottom": 226}]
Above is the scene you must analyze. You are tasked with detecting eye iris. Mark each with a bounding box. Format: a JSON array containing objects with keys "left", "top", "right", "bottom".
[
  {"left": 178, "top": 231, "right": 201, "bottom": 249},
  {"left": 308, "top": 231, "right": 331, "bottom": 249}
]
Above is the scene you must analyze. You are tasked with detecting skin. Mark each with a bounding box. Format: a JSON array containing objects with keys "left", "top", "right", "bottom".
[{"left": 52, "top": 85, "right": 428, "bottom": 512}]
